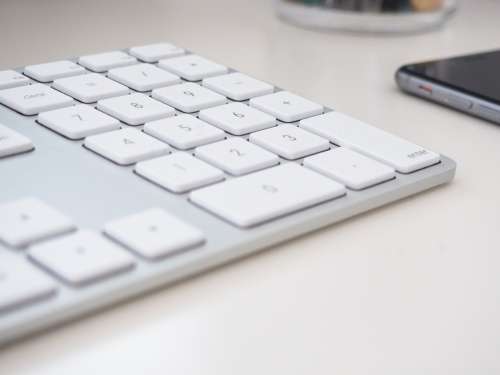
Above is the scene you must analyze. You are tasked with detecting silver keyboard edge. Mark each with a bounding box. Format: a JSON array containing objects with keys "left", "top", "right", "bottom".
[{"left": 0, "top": 49, "right": 456, "bottom": 346}]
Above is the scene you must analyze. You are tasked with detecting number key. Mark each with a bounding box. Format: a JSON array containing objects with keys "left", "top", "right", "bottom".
[
  {"left": 249, "top": 124, "right": 330, "bottom": 160},
  {"left": 97, "top": 93, "right": 175, "bottom": 126},
  {"left": 195, "top": 138, "right": 279, "bottom": 176},
  {"left": 144, "top": 114, "right": 225, "bottom": 150}
]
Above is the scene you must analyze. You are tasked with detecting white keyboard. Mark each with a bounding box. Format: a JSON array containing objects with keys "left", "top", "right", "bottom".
[{"left": 0, "top": 43, "right": 456, "bottom": 345}]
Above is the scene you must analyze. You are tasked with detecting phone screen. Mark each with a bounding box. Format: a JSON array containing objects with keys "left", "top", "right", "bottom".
[{"left": 403, "top": 50, "right": 500, "bottom": 105}]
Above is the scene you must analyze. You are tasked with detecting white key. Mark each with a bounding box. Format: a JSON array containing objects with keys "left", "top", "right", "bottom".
[
  {"left": 300, "top": 112, "right": 441, "bottom": 173},
  {"left": 0, "top": 123, "right": 34, "bottom": 158},
  {"left": 304, "top": 147, "right": 396, "bottom": 190},
  {"left": 37, "top": 104, "right": 120, "bottom": 140},
  {"left": 0, "top": 83, "right": 74, "bottom": 115},
  {"left": 97, "top": 93, "right": 175, "bottom": 126},
  {"left": 144, "top": 114, "right": 225, "bottom": 150},
  {"left": 24, "top": 60, "right": 86, "bottom": 82},
  {"left": 0, "top": 70, "right": 31, "bottom": 90},
  {"left": 85, "top": 128, "right": 170, "bottom": 165},
  {"left": 250, "top": 124, "right": 329, "bottom": 160},
  {"left": 250, "top": 91, "right": 323, "bottom": 122},
  {"left": 104, "top": 208, "right": 204, "bottom": 260},
  {"left": 129, "top": 43, "right": 185, "bottom": 63},
  {"left": 78, "top": 51, "right": 137, "bottom": 73},
  {"left": 53, "top": 73, "right": 129, "bottom": 103},
  {"left": 158, "top": 54, "right": 228, "bottom": 81},
  {"left": 152, "top": 83, "right": 226, "bottom": 113},
  {"left": 135, "top": 152, "right": 224, "bottom": 193},
  {"left": 107, "top": 63, "right": 181, "bottom": 92},
  {"left": 0, "top": 197, "right": 75, "bottom": 248},
  {"left": 0, "top": 255, "right": 57, "bottom": 313},
  {"left": 203, "top": 73, "right": 274, "bottom": 101},
  {"left": 29, "top": 230, "right": 135, "bottom": 286},
  {"left": 199, "top": 102, "right": 275, "bottom": 135},
  {"left": 190, "top": 163, "right": 346, "bottom": 227},
  {"left": 195, "top": 138, "right": 279, "bottom": 176}
]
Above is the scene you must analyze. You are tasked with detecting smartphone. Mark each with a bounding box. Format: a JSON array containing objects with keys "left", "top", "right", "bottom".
[{"left": 396, "top": 50, "right": 500, "bottom": 125}]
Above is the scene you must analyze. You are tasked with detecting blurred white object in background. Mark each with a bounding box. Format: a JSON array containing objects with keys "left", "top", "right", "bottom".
[{"left": 275, "top": 0, "right": 458, "bottom": 33}]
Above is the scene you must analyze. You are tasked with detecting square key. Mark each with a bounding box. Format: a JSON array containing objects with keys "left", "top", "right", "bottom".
[
  {"left": 135, "top": 152, "right": 224, "bottom": 193},
  {"left": 97, "top": 93, "right": 175, "bottom": 126},
  {"left": 0, "top": 197, "right": 75, "bottom": 248},
  {"left": 29, "top": 230, "right": 135, "bottom": 286},
  {"left": 199, "top": 102, "right": 276, "bottom": 135},
  {"left": 78, "top": 51, "right": 137, "bottom": 73},
  {"left": 0, "top": 69, "right": 31, "bottom": 90},
  {"left": 195, "top": 138, "right": 279, "bottom": 176},
  {"left": 104, "top": 208, "right": 204, "bottom": 260},
  {"left": 203, "top": 73, "right": 274, "bottom": 101},
  {"left": 0, "top": 123, "right": 34, "bottom": 158},
  {"left": 24, "top": 60, "right": 86, "bottom": 83},
  {"left": 0, "top": 83, "right": 74, "bottom": 115},
  {"left": 152, "top": 83, "right": 226, "bottom": 113},
  {"left": 249, "top": 124, "right": 330, "bottom": 160},
  {"left": 84, "top": 128, "right": 170, "bottom": 165},
  {"left": 107, "top": 63, "right": 181, "bottom": 92},
  {"left": 53, "top": 73, "right": 129, "bottom": 103},
  {"left": 144, "top": 114, "right": 225, "bottom": 150},
  {"left": 303, "top": 147, "right": 395, "bottom": 190},
  {"left": 0, "top": 255, "right": 57, "bottom": 313},
  {"left": 38, "top": 104, "right": 120, "bottom": 140},
  {"left": 129, "top": 43, "right": 185, "bottom": 63},
  {"left": 250, "top": 91, "right": 323, "bottom": 122},
  {"left": 158, "top": 54, "right": 228, "bottom": 81}
]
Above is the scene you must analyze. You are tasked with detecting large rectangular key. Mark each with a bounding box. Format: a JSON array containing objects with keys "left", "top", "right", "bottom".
[
  {"left": 190, "top": 163, "right": 345, "bottom": 227},
  {"left": 300, "top": 112, "right": 440, "bottom": 173}
]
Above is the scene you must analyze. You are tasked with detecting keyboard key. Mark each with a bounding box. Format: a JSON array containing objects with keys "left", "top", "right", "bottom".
[
  {"left": 53, "top": 73, "right": 129, "bottom": 103},
  {"left": 304, "top": 147, "right": 396, "bottom": 190},
  {"left": 135, "top": 152, "right": 224, "bottom": 193},
  {"left": 107, "top": 63, "right": 181, "bottom": 92},
  {"left": 203, "top": 73, "right": 274, "bottom": 101},
  {"left": 158, "top": 54, "right": 228, "bottom": 81},
  {"left": 249, "top": 124, "right": 329, "bottom": 160},
  {"left": 199, "top": 102, "right": 276, "bottom": 135},
  {"left": 29, "top": 230, "right": 135, "bottom": 286},
  {"left": 0, "top": 123, "right": 34, "bottom": 158},
  {"left": 300, "top": 112, "right": 441, "bottom": 173},
  {"left": 0, "top": 70, "right": 31, "bottom": 90},
  {"left": 78, "top": 51, "right": 137, "bottom": 73},
  {"left": 250, "top": 91, "right": 323, "bottom": 122},
  {"left": 0, "top": 197, "right": 75, "bottom": 248},
  {"left": 24, "top": 60, "right": 86, "bottom": 82},
  {"left": 195, "top": 138, "right": 279, "bottom": 176},
  {"left": 190, "top": 163, "right": 346, "bottom": 227},
  {"left": 144, "top": 114, "right": 225, "bottom": 150},
  {"left": 152, "top": 82, "right": 226, "bottom": 113},
  {"left": 104, "top": 208, "right": 204, "bottom": 260},
  {"left": 97, "top": 93, "right": 175, "bottom": 126},
  {"left": 0, "top": 256, "right": 57, "bottom": 313},
  {"left": 37, "top": 104, "right": 120, "bottom": 140},
  {"left": 85, "top": 128, "right": 170, "bottom": 165},
  {"left": 129, "top": 43, "right": 185, "bottom": 62},
  {"left": 0, "top": 83, "right": 74, "bottom": 115}
]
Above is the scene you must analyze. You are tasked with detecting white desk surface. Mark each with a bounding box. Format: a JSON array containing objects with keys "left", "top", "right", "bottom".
[{"left": 1, "top": 1, "right": 499, "bottom": 374}]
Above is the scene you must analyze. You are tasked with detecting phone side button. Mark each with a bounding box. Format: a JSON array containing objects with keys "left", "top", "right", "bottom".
[
  {"left": 477, "top": 105, "right": 500, "bottom": 122},
  {"left": 433, "top": 90, "right": 473, "bottom": 111}
]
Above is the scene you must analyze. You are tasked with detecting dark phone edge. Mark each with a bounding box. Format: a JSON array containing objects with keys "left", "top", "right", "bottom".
[{"left": 395, "top": 67, "right": 500, "bottom": 126}]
